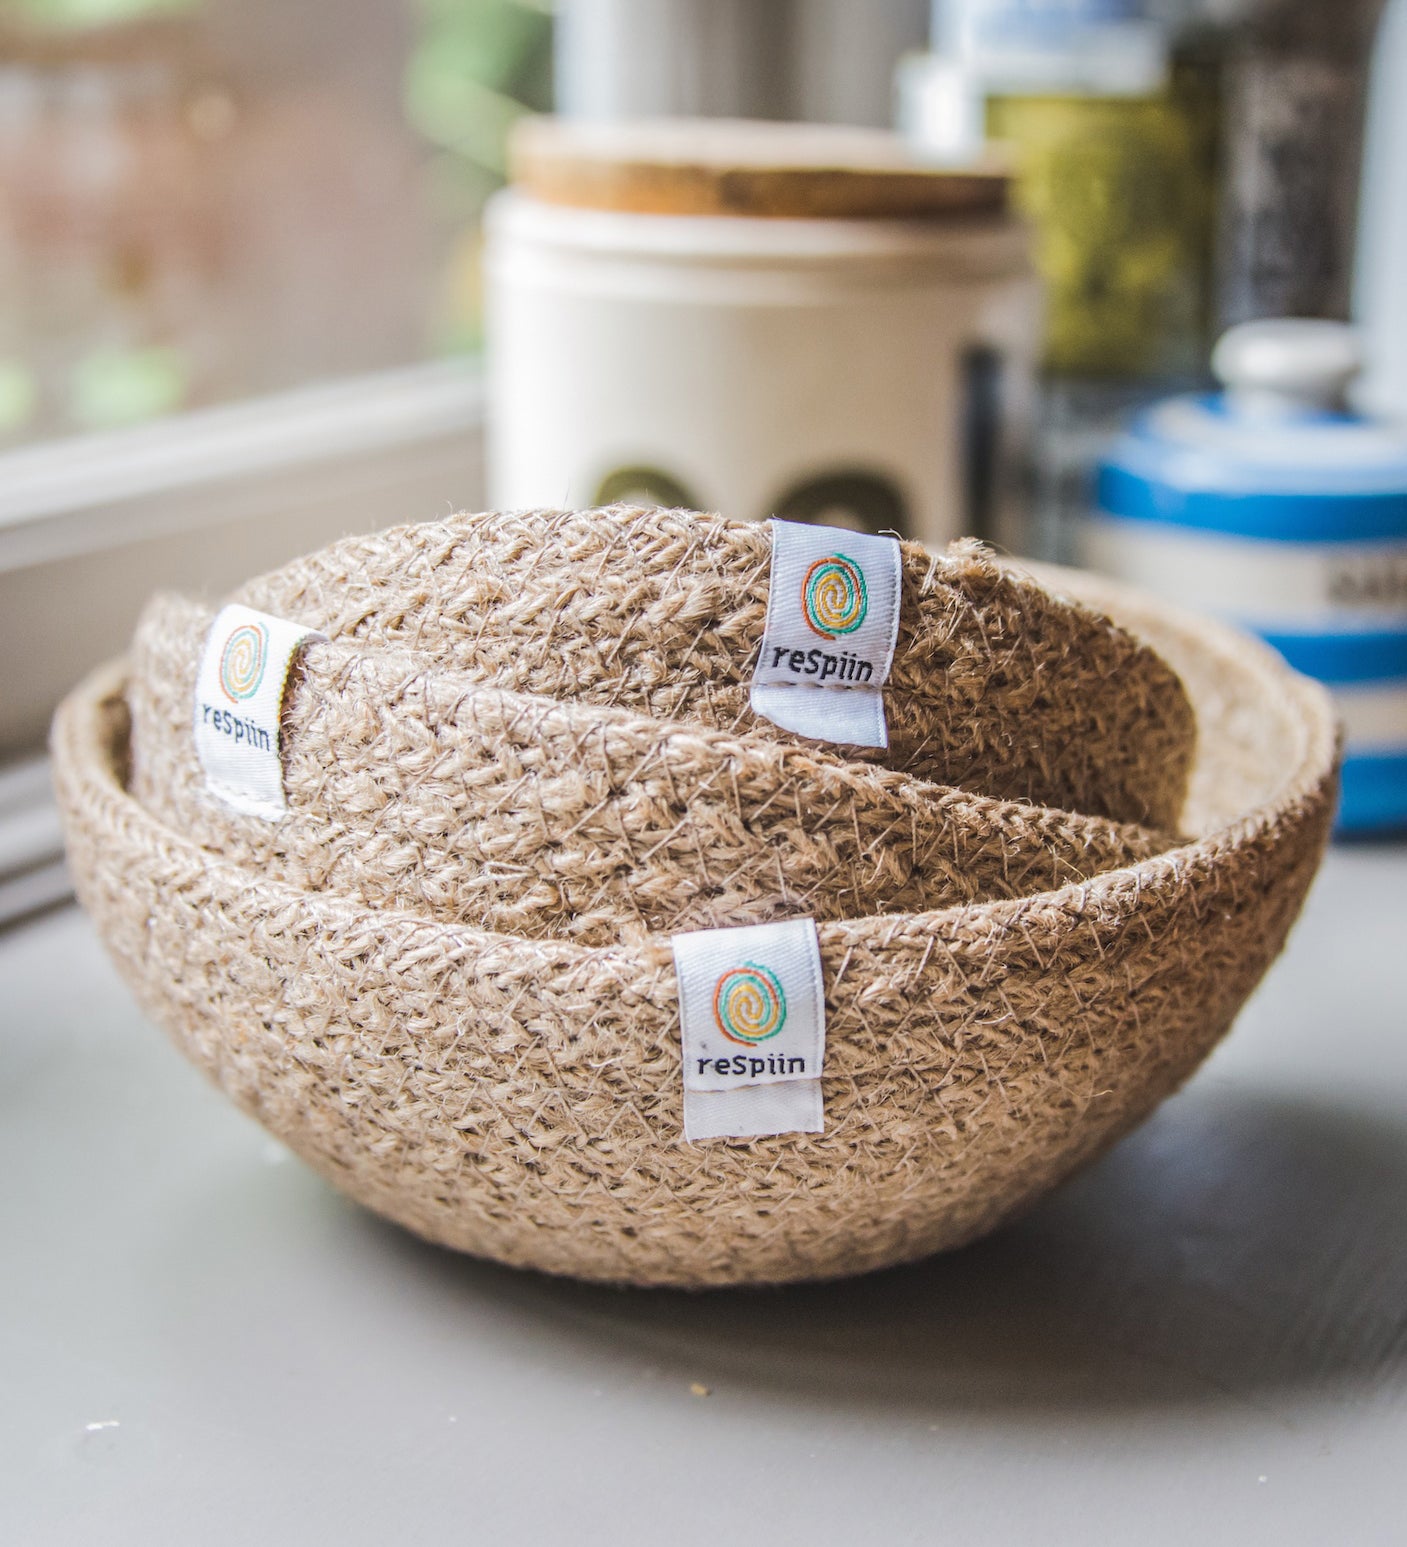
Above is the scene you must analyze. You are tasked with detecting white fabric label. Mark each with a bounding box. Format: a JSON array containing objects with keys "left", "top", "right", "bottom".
[
  {"left": 672, "top": 918, "right": 826, "bottom": 1141},
  {"left": 750, "top": 518, "right": 903, "bottom": 749},
  {"left": 192, "top": 604, "right": 324, "bottom": 820}
]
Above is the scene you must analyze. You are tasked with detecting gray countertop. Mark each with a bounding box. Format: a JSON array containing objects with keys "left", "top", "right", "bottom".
[{"left": 3, "top": 844, "right": 1405, "bottom": 1546}]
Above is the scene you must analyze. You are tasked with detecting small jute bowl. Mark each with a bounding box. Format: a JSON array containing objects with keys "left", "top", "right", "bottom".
[
  {"left": 53, "top": 539, "right": 1337, "bottom": 1289},
  {"left": 229, "top": 507, "right": 1197, "bottom": 830}
]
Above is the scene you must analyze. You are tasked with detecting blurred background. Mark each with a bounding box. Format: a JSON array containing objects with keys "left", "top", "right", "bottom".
[{"left": 3, "top": 0, "right": 1406, "bottom": 918}]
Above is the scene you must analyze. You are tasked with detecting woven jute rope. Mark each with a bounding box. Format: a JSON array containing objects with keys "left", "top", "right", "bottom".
[
  {"left": 53, "top": 512, "right": 1337, "bottom": 1289},
  {"left": 127, "top": 592, "right": 1168, "bottom": 944},
  {"left": 227, "top": 507, "right": 1197, "bottom": 830}
]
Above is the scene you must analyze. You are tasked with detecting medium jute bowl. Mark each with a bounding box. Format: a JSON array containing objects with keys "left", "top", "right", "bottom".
[
  {"left": 53, "top": 552, "right": 1337, "bottom": 1289},
  {"left": 126, "top": 593, "right": 1167, "bottom": 944}
]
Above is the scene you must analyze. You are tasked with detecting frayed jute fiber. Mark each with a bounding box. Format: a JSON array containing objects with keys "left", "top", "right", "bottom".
[{"left": 52, "top": 509, "right": 1338, "bottom": 1289}]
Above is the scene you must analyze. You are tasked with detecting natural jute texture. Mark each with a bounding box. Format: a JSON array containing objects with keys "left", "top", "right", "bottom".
[
  {"left": 53, "top": 514, "right": 1336, "bottom": 1289},
  {"left": 228, "top": 507, "right": 1197, "bottom": 830},
  {"left": 128, "top": 592, "right": 1168, "bottom": 945}
]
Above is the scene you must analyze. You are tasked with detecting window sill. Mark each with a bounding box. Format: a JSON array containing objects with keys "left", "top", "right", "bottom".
[{"left": 0, "top": 360, "right": 486, "bottom": 758}]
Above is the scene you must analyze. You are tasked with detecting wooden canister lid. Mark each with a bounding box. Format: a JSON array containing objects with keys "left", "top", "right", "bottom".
[{"left": 509, "top": 117, "right": 1010, "bottom": 220}]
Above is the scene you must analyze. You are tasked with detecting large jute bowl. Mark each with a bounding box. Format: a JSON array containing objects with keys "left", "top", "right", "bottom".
[{"left": 52, "top": 560, "right": 1337, "bottom": 1288}]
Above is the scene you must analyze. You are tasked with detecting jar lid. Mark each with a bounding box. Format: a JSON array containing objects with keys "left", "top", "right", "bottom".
[
  {"left": 1098, "top": 322, "right": 1407, "bottom": 543},
  {"left": 508, "top": 115, "right": 1011, "bottom": 220}
]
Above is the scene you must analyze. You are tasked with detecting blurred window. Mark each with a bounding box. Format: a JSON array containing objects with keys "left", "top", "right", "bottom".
[{"left": 0, "top": 0, "right": 553, "bottom": 448}]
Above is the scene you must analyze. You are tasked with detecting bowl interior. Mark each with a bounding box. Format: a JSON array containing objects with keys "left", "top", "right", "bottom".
[{"left": 1023, "top": 562, "right": 1336, "bottom": 839}]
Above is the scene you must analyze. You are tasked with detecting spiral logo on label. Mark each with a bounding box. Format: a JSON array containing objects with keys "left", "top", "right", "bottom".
[
  {"left": 219, "top": 622, "right": 269, "bottom": 703},
  {"left": 802, "top": 554, "right": 867, "bottom": 639},
  {"left": 712, "top": 962, "right": 788, "bottom": 1046}
]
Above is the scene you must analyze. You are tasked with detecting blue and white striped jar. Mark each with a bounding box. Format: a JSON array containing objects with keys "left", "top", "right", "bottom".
[{"left": 1085, "top": 320, "right": 1407, "bottom": 835}]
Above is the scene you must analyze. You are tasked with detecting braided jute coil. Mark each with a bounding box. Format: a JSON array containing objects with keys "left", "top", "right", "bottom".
[
  {"left": 127, "top": 593, "right": 1168, "bottom": 945},
  {"left": 53, "top": 515, "right": 1336, "bottom": 1289}
]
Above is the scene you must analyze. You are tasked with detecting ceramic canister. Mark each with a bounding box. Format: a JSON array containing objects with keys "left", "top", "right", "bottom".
[
  {"left": 1085, "top": 320, "right": 1407, "bottom": 834},
  {"left": 484, "top": 117, "right": 1039, "bottom": 550}
]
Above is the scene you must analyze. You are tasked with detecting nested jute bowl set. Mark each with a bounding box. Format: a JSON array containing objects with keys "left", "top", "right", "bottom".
[{"left": 52, "top": 506, "right": 1339, "bottom": 1288}]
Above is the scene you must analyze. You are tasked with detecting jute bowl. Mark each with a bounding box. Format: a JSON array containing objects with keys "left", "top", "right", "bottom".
[
  {"left": 53, "top": 554, "right": 1337, "bottom": 1289},
  {"left": 229, "top": 507, "right": 1197, "bottom": 830},
  {"left": 127, "top": 593, "right": 1167, "bottom": 945}
]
